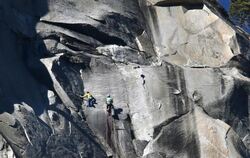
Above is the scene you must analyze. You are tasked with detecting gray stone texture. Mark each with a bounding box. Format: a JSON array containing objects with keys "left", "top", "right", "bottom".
[{"left": 0, "top": 0, "right": 250, "bottom": 158}]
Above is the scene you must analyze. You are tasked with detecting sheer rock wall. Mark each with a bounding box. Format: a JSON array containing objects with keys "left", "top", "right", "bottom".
[{"left": 0, "top": 0, "right": 249, "bottom": 158}]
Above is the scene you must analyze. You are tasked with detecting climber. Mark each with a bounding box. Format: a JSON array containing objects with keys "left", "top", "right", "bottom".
[
  {"left": 140, "top": 74, "right": 146, "bottom": 87},
  {"left": 106, "top": 94, "right": 114, "bottom": 116},
  {"left": 80, "top": 91, "right": 96, "bottom": 107}
]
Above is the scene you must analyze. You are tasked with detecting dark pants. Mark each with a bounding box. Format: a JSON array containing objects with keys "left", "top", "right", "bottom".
[
  {"left": 107, "top": 104, "right": 114, "bottom": 115},
  {"left": 88, "top": 98, "right": 96, "bottom": 107},
  {"left": 87, "top": 99, "right": 91, "bottom": 107}
]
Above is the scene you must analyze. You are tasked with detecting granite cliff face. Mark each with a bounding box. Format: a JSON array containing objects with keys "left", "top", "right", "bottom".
[{"left": 0, "top": 0, "right": 250, "bottom": 158}]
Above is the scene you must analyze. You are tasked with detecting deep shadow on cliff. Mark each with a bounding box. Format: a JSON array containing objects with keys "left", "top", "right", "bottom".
[
  {"left": 0, "top": 0, "right": 51, "bottom": 116},
  {"left": 0, "top": 0, "right": 107, "bottom": 157}
]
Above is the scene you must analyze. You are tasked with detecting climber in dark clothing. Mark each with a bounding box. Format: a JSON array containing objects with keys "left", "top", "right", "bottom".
[
  {"left": 90, "top": 96, "right": 97, "bottom": 108},
  {"left": 141, "top": 74, "right": 146, "bottom": 87},
  {"left": 106, "top": 94, "right": 114, "bottom": 116}
]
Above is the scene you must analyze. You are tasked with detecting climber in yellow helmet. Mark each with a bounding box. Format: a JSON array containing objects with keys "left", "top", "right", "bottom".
[{"left": 80, "top": 91, "right": 96, "bottom": 107}]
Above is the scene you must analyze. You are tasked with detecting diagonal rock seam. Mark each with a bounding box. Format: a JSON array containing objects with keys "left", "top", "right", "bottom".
[
  {"left": 40, "top": 20, "right": 128, "bottom": 46},
  {"left": 153, "top": 111, "right": 190, "bottom": 138}
]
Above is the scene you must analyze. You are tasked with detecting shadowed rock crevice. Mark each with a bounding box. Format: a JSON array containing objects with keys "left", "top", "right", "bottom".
[
  {"left": 154, "top": 1, "right": 203, "bottom": 9},
  {"left": 224, "top": 85, "right": 250, "bottom": 146},
  {"left": 50, "top": 58, "right": 85, "bottom": 110},
  {"left": 235, "top": 34, "right": 250, "bottom": 60},
  {"left": 40, "top": 31, "right": 99, "bottom": 54},
  {"left": 224, "top": 54, "right": 250, "bottom": 77},
  {"left": 40, "top": 21, "right": 128, "bottom": 46},
  {"left": 225, "top": 128, "right": 250, "bottom": 158}
]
